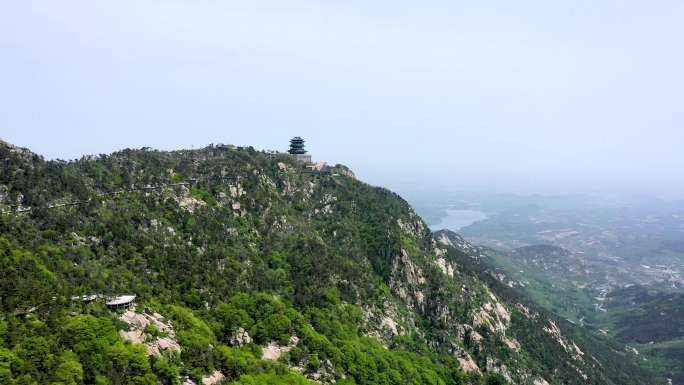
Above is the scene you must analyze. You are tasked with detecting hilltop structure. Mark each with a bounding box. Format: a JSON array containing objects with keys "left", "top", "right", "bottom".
[
  {"left": 288, "top": 136, "right": 312, "bottom": 163},
  {"left": 287, "top": 136, "right": 333, "bottom": 173}
]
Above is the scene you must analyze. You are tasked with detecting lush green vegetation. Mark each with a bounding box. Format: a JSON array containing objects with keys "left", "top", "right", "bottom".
[
  {"left": 0, "top": 141, "right": 655, "bottom": 384},
  {"left": 602, "top": 285, "right": 684, "bottom": 383}
]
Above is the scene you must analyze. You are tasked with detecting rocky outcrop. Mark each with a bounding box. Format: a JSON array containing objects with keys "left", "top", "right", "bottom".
[
  {"left": 0, "top": 139, "right": 36, "bottom": 162},
  {"left": 362, "top": 301, "right": 411, "bottom": 343},
  {"left": 201, "top": 370, "right": 225, "bottom": 385},
  {"left": 543, "top": 320, "right": 584, "bottom": 361},
  {"left": 119, "top": 311, "right": 181, "bottom": 356},
  {"left": 262, "top": 336, "right": 300, "bottom": 361},
  {"left": 333, "top": 165, "right": 355, "bottom": 179},
  {"left": 453, "top": 347, "right": 479, "bottom": 373},
  {"left": 390, "top": 249, "right": 427, "bottom": 310},
  {"left": 229, "top": 182, "right": 245, "bottom": 198},
  {"left": 313, "top": 193, "right": 337, "bottom": 216},
  {"left": 230, "top": 327, "right": 252, "bottom": 346},
  {"left": 473, "top": 299, "right": 511, "bottom": 335},
  {"left": 397, "top": 213, "right": 427, "bottom": 239},
  {"left": 435, "top": 257, "right": 455, "bottom": 277},
  {"left": 434, "top": 230, "right": 478, "bottom": 255},
  {"left": 486, "top": 357, "right": 513, "bottom": 383},
  {"left": 175, "top": 186, "right": 206, "bottom": 213},
  {"left": 179, "top": 371, "right": 226, "bottom": 385}
]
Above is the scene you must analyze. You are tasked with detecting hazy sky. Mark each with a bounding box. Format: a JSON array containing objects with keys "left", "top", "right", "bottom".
[{"left": 2, "top": 1, "right": 683, "bottom": 197}]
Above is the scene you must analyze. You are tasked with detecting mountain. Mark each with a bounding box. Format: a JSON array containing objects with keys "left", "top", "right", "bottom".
[
  {"left": 432, "top": 229, "right": 683, "bottom": 385},
  {"left": 0, "top": 140, "right": 653, "bottom": 385}
]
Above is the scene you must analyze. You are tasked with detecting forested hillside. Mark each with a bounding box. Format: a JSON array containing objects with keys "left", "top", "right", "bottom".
[{"left": 0, "top": 140, "right": 653, "bottom": 385}]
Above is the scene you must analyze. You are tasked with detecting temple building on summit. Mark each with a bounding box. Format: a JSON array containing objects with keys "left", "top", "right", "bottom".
[
  {"left": 288, "top": 136, "right": 312, "bottom": 163},
  {"left": 288, "top": 136, "right": 332, "bottom": 174}
]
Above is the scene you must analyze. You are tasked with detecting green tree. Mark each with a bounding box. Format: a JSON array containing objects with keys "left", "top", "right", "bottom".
[{"left": 53, "top": 352, "right": 84, "bottom": 385}]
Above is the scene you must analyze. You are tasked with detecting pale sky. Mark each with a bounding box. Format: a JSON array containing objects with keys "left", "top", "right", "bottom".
[{"left": 2, "top": 1, "right": 683, "bottom": 197}]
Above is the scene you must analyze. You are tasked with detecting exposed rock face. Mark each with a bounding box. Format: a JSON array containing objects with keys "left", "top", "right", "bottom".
[
  {"left": 119, "top": 311, "right": 181, "bottom": 356},
  {"left": 201, "top": 370, "right": 225, "bottom": 385},
  {"left": 379, "top": 315, "right": 399, "bottom": 336},
  {"left": 492, "top": 301, "right": 511, "bottom": 323},
  {"left": 503, "top": 337, "right": 521, "bottom": 351},
  {"left": 313, "top": 359, "right": 337, "bottom": 382},
  {"left": 173, "top": 185, "right": 207, "bottom": 213},
  {"left": 543, "top": 320, "right": 584, "bottom": 361},
  {"left": 231, "top": 202, "right": 245, "bottom": 216},
  {"left": 307, "top": 162, "right": 329, "bottom": 173},
  {"left": 397, "top": 214, "right": 427, "bottom": 239},
  {"left": 270, "top": 216, "right": 292, "bottom": 233},
  {"left": 229, "top": 183, "right": 245, "bottom": 198},
  {"left": 334, "top": 165, "right": 355, "bottom": 179},
  {"left": 486, "top": 357, "right": 513, "bottom": 383},
  {"left": 515, "top": 303, "right": 538, "bottom": 319},
  {"left": 314, "top": 193, "right": 336, "bottom": 216},
  {"left": 177, "top": 196, "right": 206, "bottom": 213},
  {"left": 0, "top": 139, "right": 35, "bottom": 161},
  {"left": 435, "top": 257, "right": 455, "bottom": 277},
  {"left": 119, "top": 329, "right": 144, "bottom": 344},
  {"left": 533, "top": 378, "right": 551, "bottom": 385},
  {"left": 262, "top": 336, "right": 300, "bottom": 361},
  {"left": 453, "top": 347, "right": 479, "bottom": 373},
  {"left": 435, "top": 230, "right": 477, "bottom": 254},
  {"left": 467, "top": 327, "right": 484, "bottom": 345},
  {"left": 473, "top": 300, "right": 511, "bottom": 335},
  {"left": 394, "top": 249, "right": 426, "bottom": 287},
  {"left": 361, "top": 301, "right": 414, "bottom": 345},
  {"left": 390, "top": 249, "right": 427, "bottom": 310},
  {"left": 230, "top": 327, "right": 252, "bottom": 346}
]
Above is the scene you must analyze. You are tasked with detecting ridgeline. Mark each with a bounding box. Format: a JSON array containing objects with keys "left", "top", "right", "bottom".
[{"left": 0, "top": 140, "right": 653, "bottom": 385}]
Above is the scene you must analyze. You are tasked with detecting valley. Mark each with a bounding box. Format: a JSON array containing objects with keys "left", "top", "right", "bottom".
[{"left": 411, "top": 192, "right": 684, "bottom": 384}]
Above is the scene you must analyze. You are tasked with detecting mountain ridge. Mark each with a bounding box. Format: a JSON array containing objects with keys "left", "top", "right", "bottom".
[{"left": 0, "top": 140, "right": 654, "bottom": 385}]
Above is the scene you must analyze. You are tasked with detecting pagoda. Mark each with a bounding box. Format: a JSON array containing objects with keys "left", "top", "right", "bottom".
[{"left": 288, "top": 136, "right": 312, "bottom": 163}]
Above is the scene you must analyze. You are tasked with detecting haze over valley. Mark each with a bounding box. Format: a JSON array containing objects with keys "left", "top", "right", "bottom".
[{"left": 410, "top": 191, "right": 684, "bottom": 383}]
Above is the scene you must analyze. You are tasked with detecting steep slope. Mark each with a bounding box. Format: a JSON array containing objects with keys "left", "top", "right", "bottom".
[
  {"left": 473, "top": 242, "right": 602, "bottom": 324},
  {"left": 431, "top": 231, "right": 664, "bottom": 383},
  {"left": 0, "top": 140, "right": 652, "bottom": 385}
]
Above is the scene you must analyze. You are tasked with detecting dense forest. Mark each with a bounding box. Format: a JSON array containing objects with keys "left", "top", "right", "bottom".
[{"left": 0, "top": 140, "right": 654, "bottom": 384}]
